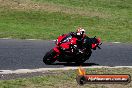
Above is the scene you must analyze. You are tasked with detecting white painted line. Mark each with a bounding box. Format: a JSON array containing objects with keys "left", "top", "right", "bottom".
[
  {"left": 25, "top": 39, "right": 38, "bottom": 40},
  {"left": 0, "top": 38, "right": 57, "bottom": 41},
  {"left": 53, "top": 40, "right": 56, "bottom": 41},
  {"left": 112, "top": 42, "right": 121, "bottom": 43},
  {"left": 0, "top": 66, "right": 132, "bottom": 74},
  {"left": 0, "top": 38, "right": 11, "bottom": 40}
]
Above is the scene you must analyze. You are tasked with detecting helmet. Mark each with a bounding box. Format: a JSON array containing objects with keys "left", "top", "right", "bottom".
[{"left": 76, "top": 28, "right": 85, "bottom": 36}]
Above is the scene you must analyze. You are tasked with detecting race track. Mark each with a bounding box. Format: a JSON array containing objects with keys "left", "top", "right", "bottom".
[{"left": 0, "top": 39, "right": 132, "bottom": 70}]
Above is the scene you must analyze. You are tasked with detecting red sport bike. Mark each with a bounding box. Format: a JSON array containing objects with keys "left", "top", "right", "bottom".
[{"left": 43, "top": 33, "right": 102, "bottom": 65}]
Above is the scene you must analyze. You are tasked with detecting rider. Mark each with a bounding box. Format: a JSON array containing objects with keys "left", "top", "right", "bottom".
[
  {"left": 72, "top": 28, "right": 100, "bottom": 50},
  {"left": 58, "top": 27, "right": 87, "bottom": 53},
  {"left": 70, "top": 27, "right": 86, "bottom": 39},
  {"left": 69, "top": 27, "right": 86, "bottom": 53}
]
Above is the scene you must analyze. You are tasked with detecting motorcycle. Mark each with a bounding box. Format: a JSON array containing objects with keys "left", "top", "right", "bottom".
[{"left": 43, "top": 33, "right": 102, "bottom": 65}]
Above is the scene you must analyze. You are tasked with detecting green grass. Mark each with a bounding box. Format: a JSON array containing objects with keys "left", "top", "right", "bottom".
[
  {"left": 0, "top": 0, "right": 131, "bottom": 42},
  {"left": 0, "top": 68, "right": 132, "bottom": 88}
]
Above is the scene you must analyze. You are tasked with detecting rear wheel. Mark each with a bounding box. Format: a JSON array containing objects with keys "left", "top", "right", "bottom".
[
  {"left": 75, "top": 50, "right": 92, "bottom": 65},
  {"left": 43, "top": 49, "right": 57, "bottom": 65}
]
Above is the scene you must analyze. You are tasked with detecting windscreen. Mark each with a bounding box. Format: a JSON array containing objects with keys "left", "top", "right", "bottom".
[{"left": 61, "top": 34, "right": 72, "bottom": 43}]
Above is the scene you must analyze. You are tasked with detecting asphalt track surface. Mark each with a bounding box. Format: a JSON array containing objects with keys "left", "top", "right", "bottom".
[{"left": 0, "top": 39, "right": 132, "bottom": 70}]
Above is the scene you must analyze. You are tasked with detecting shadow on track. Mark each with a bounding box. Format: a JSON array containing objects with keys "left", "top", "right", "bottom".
[{"left": 50, "top": 62, "right": 99, "bottom": 66}]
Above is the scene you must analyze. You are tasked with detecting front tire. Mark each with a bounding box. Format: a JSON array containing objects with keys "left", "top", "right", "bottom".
[{"left": 43, "top": 49, "right": 57, "bottom": 65}]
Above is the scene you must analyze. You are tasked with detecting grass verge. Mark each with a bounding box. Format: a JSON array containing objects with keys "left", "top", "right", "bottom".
[
  {"left": 0, "top": 0, "right": 131, "bottom": 42},
  {"left": 0, "top": 68, "right": 132, "bottom": 88}
]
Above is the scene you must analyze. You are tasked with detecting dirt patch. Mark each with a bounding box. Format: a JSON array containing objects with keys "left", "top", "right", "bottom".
[{"left": 0, "top": 0, "right": 110, "bottom": 18}]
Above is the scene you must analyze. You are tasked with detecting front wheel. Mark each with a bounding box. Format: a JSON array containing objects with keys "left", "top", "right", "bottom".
[{"left": 43, "top": 49, "right": 57, "bottom": 65}]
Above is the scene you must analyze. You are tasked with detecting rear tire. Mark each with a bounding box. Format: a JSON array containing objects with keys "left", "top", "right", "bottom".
[
  {"left": 43, "top": 49, "right": 57, "bottom": 65},
  {"left": 75, "top": 50, "right": 92, "bottom": 65}
]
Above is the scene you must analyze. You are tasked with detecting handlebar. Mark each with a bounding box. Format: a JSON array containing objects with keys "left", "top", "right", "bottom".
[{"left": 97, "top": 43, "right": 102, "bottom": 49}]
